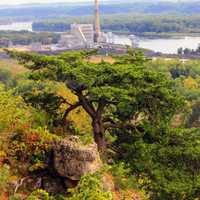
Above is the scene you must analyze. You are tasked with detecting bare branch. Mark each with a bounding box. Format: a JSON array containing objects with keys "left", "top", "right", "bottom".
[{"left": 14, "top": 176, "right": 30, "bottom": 194}]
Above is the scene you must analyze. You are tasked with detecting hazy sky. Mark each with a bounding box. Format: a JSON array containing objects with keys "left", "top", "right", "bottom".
[
  {"left": 0, "top": 0, "right": 185, "bottom": 5},
  {"left": 0, "top": 0, "right": 92, "bottom": 5}
]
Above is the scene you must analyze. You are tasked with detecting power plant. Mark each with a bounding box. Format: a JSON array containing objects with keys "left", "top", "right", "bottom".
[
  {"left": 51, "top": 0, "right": 137, "bottom": 52},
  {"left": 94, "top": 0, "right": 101, "bottom": 43},
  {"left": 3, "top": 0, "right": 138, "bottom": 53}
]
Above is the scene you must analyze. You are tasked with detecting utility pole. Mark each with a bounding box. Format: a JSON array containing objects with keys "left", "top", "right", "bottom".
[{"left": 94, "top": 0, "right": 101, "bottom": 43}]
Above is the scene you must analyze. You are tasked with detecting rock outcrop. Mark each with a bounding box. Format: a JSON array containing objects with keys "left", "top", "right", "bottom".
[{"left": 53, "top": 136, "right": 102, "bottom": 180}]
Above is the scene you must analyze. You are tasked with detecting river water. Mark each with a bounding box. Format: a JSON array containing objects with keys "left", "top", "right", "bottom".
[
  {"left": 0, "top": 22, "right": 33, "bottom": 32},
  {"left": 113, "top": 35, "right": 200, "bottom": 54},
  {"left": 1, "top": 22, "right": 200, "bottom": 54}
]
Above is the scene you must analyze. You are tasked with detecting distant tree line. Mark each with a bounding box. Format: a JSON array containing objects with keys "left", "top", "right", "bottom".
[
  {"left": 0, "top": 31, "right": 60, "bottom": 47},
  {"left": 2, "top": 1, "right": 200, "bottom": 19},
  {"left": 32, "top": 14, "right": 200, "bottom": 34},
  {"left": 177, "top": 44, "right": 200, "bottom": 56},
  {"left": 32, "top": 22, "right": 70, "bottom": 32}
]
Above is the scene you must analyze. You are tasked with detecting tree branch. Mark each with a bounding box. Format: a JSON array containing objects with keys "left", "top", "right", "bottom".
[
  {"left": 77, "top": 92, "right": 96, "bottom": 119},
  {"left": 14, "top": 176, "right": 30, "bottom": 194},
  {"left": 96, "top": 98, "right": 106, "bottom": 118},
  {"left": 59, "top": 96, "right": 73, "bottom": 106},
  {"left": 62, "top": 102, "right": 81, "bottom": 122}
]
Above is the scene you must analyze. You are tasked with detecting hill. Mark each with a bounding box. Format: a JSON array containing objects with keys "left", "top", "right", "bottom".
[{"left": 1, "top": 1, "right": 200, "bottom": 21}]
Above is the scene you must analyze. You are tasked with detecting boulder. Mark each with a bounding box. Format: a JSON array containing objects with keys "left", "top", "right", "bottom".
[{"left": 53, "top": 136, "right": 102, "bottom": 180}]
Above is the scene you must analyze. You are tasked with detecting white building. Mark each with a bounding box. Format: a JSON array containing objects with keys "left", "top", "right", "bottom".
[
  {"left": 71, "top": 24, "right": 94, "bottom": 47},
  {"left": 58, "top": 24, "right": 95, "bottom": 49}
]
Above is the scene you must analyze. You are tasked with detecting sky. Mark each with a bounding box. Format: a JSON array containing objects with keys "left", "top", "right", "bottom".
[
  {"left": 0, "top": 0, "right": 92, "bottom": 5},
  {"left": 0, "top": 0, "right": 191, "bottom": 5},
  {"left": 0, "top": 0, "right": 186, "bottom": 5}
]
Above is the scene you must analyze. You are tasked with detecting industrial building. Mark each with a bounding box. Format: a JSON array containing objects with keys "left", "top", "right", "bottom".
[
  {"left": 58, "top": 24, "right": 94, "bottom": 49},
  {"left": 57, "top": 0, "right": 110, "bottom": 49},
  {"left": 55, "top": 0, "right": 137, "bottom": 51}
]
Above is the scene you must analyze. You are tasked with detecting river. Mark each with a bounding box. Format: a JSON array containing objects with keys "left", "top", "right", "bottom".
[
  {"left": 113, "top": 35, "right": 200, "bottom": 54},
  {"left": 0, "top": 22, "right": 200, "bottom": 54},
  {"left": 0, "top": 22, "right": 33, "bottom": 32}
]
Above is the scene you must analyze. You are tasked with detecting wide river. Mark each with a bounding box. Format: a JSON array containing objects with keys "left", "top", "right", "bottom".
[
  {"left": 0, "top": 22, "right": 32, "bottom": 32},
  {"left": 113, "top": 35, "right": 200, "bottom": 54},
  {"left": 1, "top": 22, "right": 200, "bottom": 54}
]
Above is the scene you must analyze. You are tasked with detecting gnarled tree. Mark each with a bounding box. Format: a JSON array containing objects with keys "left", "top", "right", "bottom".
[{"left": 7, "top": 50, "right": 183, "bottom": 151}]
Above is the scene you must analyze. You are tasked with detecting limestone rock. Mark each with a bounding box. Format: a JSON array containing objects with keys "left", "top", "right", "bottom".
[{"left": 53, "top": 136, "right": 102, "bottom": 180}]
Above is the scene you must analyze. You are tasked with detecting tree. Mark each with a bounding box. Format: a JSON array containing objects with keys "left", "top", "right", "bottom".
[
  {"left": 183, "top": 48, "right": 191, "bottom": 55},
  {"left": 177, "top": 47, "right": 183, "bottom": 55},
  {"left": 7, "top": 50, "right": 183, "bottom": 152},
  {"left": 113, "top": 126, "right": 200, "bottom": 200}
]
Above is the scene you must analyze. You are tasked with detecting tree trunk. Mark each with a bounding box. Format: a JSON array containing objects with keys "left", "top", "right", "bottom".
[{"left": 92, "top": 118, "right": 106, "bottom": 152}]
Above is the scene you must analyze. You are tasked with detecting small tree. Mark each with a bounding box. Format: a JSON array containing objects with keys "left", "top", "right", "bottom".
[
  {"left": 7, "top": 50, "right": 183, "bottom": 151},
  {"left": 177, "top": 47, "right": 183, "bottom": 55}
]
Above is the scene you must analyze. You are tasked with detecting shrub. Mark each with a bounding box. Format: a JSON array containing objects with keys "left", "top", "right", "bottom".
[
  {"left": 68, "top": 173, "right": 113, "bottom": 200},
  {"left": 27, "top": 189, "right": 52, "bottom": 200},
  {"left": 0, "top": 164, "right": 10, "bottom": 194}
]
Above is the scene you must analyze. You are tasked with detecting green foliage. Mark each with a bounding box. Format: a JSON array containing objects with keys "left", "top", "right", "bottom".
[
  {"left": 14, "top": 79, "right": 63, "bottom": 126},
  {"left": 27, "top": 189, "right": 52, "bottom": 200},
  {"left": 68, "top": 173, "right": 113, "bottom": 200},
  {"left": 114, "top": 127, "right": 200, "bottom": 200},
  {"left": 0, "top": 68, "right": 16, "bottom": 88},
  {"left": 0, "top": 164, "right": 10, "bottom": 194},
  {"left": 110, "top": 162, "right": 138, "bottom": 190},
  {"left": 0, "top": 84, "right": 31, "bottom": 131},
  {"left": 32, "top": 13, "right": 200, "bottom": 34},
  {"left": 0, "top": 31, "right": 60, "bottom": 47},
  {"left": 9, "top": 126, "right": 59, "bottom": 171},
  {"left": 5, "top": 51, "right": 198, "bottom": 200},
  {"left": 0, "top": 82, "right": 48, "bottom": 134},
  {"left": 9, "top": 194, "right": 23, "bottom": 200},
  {"left": 7, "top": 50, "right": 183, "bottom": 151}
]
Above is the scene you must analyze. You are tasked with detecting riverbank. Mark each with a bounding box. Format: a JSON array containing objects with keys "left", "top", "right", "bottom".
[
  {"left": 108, "top": 30, "right": 200, "bottom": 39},
  {"left": 1, "top": 22, "right": 200, "bottom": 54}
]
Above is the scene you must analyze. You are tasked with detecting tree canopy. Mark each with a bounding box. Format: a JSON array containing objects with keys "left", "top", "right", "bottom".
[{"left": 7, "top": 50, "right": 183, "bottom": 151}]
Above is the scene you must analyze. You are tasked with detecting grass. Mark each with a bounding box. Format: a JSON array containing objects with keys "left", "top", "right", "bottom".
[
  {"left": 0, "top": 56, "right": 113, "bottom": 76},
  {"left": 0, "top": 59, "right": 27, "bottom": 75},
  {"left": 88, "top": 55, "right": 115, "bottom": 64}
]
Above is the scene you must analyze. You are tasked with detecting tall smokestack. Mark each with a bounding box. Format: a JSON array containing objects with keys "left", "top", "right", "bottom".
[{"left": 94, "top": 0, "right": 101, "bottom": 43}]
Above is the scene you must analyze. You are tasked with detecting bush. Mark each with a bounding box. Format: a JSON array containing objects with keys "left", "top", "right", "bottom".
[
  {"left": 0, "top": 164, "right": 10, "bottom": 194},
  {"left": 27, "top": 189, "right": 52, "bottom": 200},
  {"left": 114, "top": 127, "right": 200, "bottom": 200},
  {"left": 68, "top": 173, "right": 113, "bottom": 200}
]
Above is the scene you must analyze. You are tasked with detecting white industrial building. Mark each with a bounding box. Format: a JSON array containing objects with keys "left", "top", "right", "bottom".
[
  {"left": 71, "top": 24, "right": 94, "bottom": 47},
  {"left": 54, "top": 0, "right": 137, "bottom": 51},
  {"left": 58, "top": 24, "right": 95, "bottom": 49}
]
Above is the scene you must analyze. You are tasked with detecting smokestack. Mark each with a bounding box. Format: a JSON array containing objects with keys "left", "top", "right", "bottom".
[{"left": 94, "top": 0, "right": 101, "bottom": 43}]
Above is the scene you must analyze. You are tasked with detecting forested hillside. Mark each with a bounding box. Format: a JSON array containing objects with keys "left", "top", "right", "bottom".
[
  {"left": 0, "top": 31, "right": 60, "bottom": 46},
  {"left": 1, "top": 1, "right": 200, "bottom": 20},
  {"left": 0, "top": 49, "right": 200, "bottom": 199},
  {"left": 32, "top": 14, "right": 200, "bottom": 34}
]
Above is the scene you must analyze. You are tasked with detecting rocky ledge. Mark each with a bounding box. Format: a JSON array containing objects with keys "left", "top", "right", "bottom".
[{"left": 53, "top": 136, "right": 102, "bottom": 181}]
